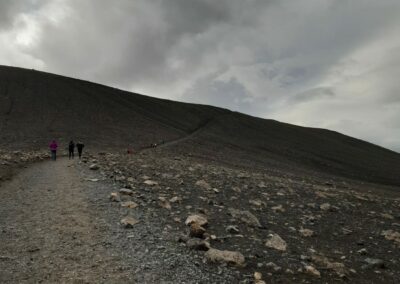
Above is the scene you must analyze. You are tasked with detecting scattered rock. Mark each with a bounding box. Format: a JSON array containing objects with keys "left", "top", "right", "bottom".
[
  {"left": 189, "top": 222, "right": 206, "bottom": 238},
  {"left": 226, "top": 225, "right": 240, "bottom": 234},
  {"left": 271, "top": 204, "right": 285, "bottom": 213},
  {"left": 119, "top": 188, "right": 133, "bottom": 195},
  {"left": 169, "top": 196, "right": 181, "bottom": 203},
  {"left": 185, "top": 214, "right": 208, "bottom": 227},
  {"left": 109, "top": 192, "right": 121, "bottom": 202},
  {"left": 186, "top": 238, "right": 210, "bottom": 251},
  {"left": 320, "top": 203, "right": 331, "bottom": 211},
  {"left": 158, "top": 197, "right": 172, "bottom": 210},
  {"left": 304, "top": 265, "right": 321, "bottom": 277},
  {"left": 89, "top": 164, "right": 99, "bottom": 170},
  {"left": 265, "top": 233, "right": 287, "bottom": 251},
  {"left": 143, "top": 180, "right": 158, "bottom": 186},
  {"left": 265, "top": 262, "right": 282, "bottom": 272},
  {"left": 357, "top": 248, "right": 367, "bottom": 255},
  {"left": 228, "top": 208, "right": 261, "bottom": 227},
  {"left": 299, "top": 228, "right": 314, "bottom": 237},
  {"left": 204, "top": 248, "right": 245, "bottom": 266},
  {"left": 311, "top": 254, "right": 347, "bottom": 276},
  {"left": 120, "top": 216, "right": 139, "bottom": 228},
  {"left": 362, "top": 258, "right": 385, "bottom": 270},
  {"left": 195, "top": 180, "right": 211, "bottom": 190},
  {"left": 381, "top": 230, "right": 400, "bottom": 245},
  {"left": 249, "top": 199, "right": 263, "bottom": 207},
  {"left": 381, "top": 213, "right": 394, "bottom": 220},
  {"left": 121, "top": 201, "right": 138, "bottom": 209},
  {"left": 254, "top": 272, "right": 266, "bottom": 284}
]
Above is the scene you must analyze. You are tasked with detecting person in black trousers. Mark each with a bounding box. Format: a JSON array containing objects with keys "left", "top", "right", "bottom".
[
  {"left": 76, "top": 141, "right": 84, "bottom": 159},
  {"left": 68, "top": 140, "right": 75, "bottom": 159}
]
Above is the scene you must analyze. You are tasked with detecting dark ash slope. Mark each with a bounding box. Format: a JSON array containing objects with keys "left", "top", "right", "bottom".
[{"left": 0, "top": 65, "right": 399, "bottom": 185}]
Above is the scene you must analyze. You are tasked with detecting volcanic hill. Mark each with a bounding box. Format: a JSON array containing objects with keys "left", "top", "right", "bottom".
[{"left": 0, "top": 65, "right": 399, "bottom": 185}]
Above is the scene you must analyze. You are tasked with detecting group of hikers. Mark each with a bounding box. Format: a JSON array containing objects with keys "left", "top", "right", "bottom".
[{"left": 49, "top": 140, "right": 84, "bottom": 161}]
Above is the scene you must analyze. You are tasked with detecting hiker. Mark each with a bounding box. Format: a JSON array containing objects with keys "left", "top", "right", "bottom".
[
  {"left": 68, "top": 140, "right": 75, "bottom": 159},
  {"left": 76, "top": 141, "right": 84, "bottom": 159},
  {"left": 49, "top": 140, "right": 58, "bottom": 161}
]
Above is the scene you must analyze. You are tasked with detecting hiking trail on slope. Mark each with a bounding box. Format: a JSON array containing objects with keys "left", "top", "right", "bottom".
[{"left": 0, "top": 158, "right": 237, "bottom": 283}]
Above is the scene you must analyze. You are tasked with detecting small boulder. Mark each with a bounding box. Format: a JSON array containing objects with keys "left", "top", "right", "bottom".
[
  {"left": 226, "top": 225, "right": 240, "bottom": 234},
  {"left": 143, "top": 180, "right": 158, "bottom": 186},
  {"left": 185, "top": 214, "right": 208, "bottom": 227},
  {"left": 205, "top": 248, "right": 245, "bottom": 266},
  {"left": 189, "top": 222, "right": 206, "bottom": 238},
  {"left": 120, "top": 216, "right": 139, "bottom": 228},
  {"left": 119, "top": 188, "right": 133, "bottom": 195},
  {"left": 109, "top": 192, "right": 121, "bottom": 202},
  {"left": 320, "top": 203, "right": 331, "bottom": 211},
  {"left": 121, "top": 201, "right": 138, "bottom": 209},
  {"left": 299, "top": 228, "right": 314, "bottom": 237},
  {"left": 362, "top": 258, "right": 385, "bottom": 270},
  {"left": 265, "top": 233, "right": 287, "bottom": 251},
  {"left": 228, "top": 208, "right": 261, "bottom": 227},
  {"left": 195, "top": 180, "right": 211, "bottom": 190},
  {"left": 304, "top": 265, "right": 321, "bottom": 277},
  {"left": 186, "top": 238, "right": 210, "bottom": 251},
  {"left": 89, "top": 164, "right": 99, "bottom": 170}
]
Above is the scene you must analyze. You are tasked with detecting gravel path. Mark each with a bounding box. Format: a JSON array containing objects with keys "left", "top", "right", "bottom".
[{"left": 0, "top": 158, "right": 238, "bottom": 283}]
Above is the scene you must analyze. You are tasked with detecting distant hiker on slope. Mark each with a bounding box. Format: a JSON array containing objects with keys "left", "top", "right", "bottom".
[
  {"left": 68, "top": 140, "right": 75, "bottom": 159},
  {"left": 76, "top": 141, "right": 84, "bottom": 159},
  {"left": 49, "top": 140, "right": 58, "bottom": 161}
]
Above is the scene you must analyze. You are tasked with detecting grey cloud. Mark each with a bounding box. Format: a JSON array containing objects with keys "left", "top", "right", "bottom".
[
  {"left": 1, "top": 0, "right": 400, "bottom": 151},
  {"left": 0, "top": 0, "right": 48, "bottom": 29},
  {"left": 290, "top": 87, "right": 335, "bottom": 104}
]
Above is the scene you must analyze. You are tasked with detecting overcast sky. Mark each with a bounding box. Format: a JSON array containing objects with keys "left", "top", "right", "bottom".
[{"left": 1, "top": 0, "right": 399, "bottom": 152}]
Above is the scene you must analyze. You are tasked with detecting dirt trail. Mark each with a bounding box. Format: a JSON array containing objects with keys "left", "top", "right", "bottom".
[{"left": 0, "top": 158, "right": 130, "bottom": 283}]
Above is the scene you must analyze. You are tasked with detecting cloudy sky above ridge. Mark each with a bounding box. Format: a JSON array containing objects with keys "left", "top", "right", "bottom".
[{"left": 0, "top": 0, "right": 399, "bottom": 151}]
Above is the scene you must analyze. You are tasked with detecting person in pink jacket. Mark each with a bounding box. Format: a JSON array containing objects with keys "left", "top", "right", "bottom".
[{"left": 49, "top": 140, "right": 58, "bottom": 161}]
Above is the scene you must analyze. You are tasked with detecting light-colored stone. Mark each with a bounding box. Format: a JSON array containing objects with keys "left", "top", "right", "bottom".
[
  {"left": 89, "top": 164, "right": 99, "bottom": 170},
  {"left": 120, "top": 216, "right": 139, "bottom": 228},
  {"left": 254, "top": 272, "right": 266, "bottom": 284},
  {"left": 265, "top": 233, "right": 287, "bottom": 251},
  {"left": 186, "top": 238, "right": 210, "bottom": 251},
  {"left": 305, "top": 265, "right": 321, "bottom": 277},
  {"left": 169, "top": 196, "right": 181, "bottom": 203},
  {"left": 320, "top": 203, "right": 331, "bottom": 211},
  {"left": 143, "top": 180, "right": 158, "bottom": 186},
  {"left": 158, "top": 197, "right": 171, "bottom": 210},
  {"left": 299, "top": 228, "right": 314, "bottom": 237},
  {"left": 381, "top": 230, "right": 400, "bottom": 245},
  {"left": 121, "top": 201, "right": 138, "bottom": 209},
  {"left": 312, "top": 254, "right": 347, "bottom": 276},
  {"left": 109, "top": 192, "right": 121, "bottom": 202},
  {"left": 205, "top": 248, "right": 245, "bottom": 266},
  {"left": 119, "top": 188, "right": 133, "bottom": 195},
  {"left": 228, "top": 208, "right": 261, "bottom": 227},
  {"left": 226, "top": 225, "right": 240, "bottom": 234},
  {"left": 271, "top": 204, "right": 285, "bottom": 213},
  {"left": 190, "top": 222, "right": 206, "bottom": 238},
  {"left": 185, "top": 214, "right": 208, "bottom": 227},
  {"left": 249, "top": 199, "right": 263, "bottom": 207},
  {"left": 195, "top": 180, "right": 211, "bottom": 190}
]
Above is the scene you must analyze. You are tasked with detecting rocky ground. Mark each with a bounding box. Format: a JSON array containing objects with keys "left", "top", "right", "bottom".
[
  {"left": 1, "top": 149, "right": 399, "bottom": 283},
  {"left": 0, "top": 150, "right": 48, "bottom": 184},
  {"left": 85, "top": 150, "right": 400, "bottom": 283}
]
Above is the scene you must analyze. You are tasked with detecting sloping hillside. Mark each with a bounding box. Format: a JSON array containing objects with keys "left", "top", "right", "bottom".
[{"left": 0, "top": 65, "right": 399, "bottom": 185}]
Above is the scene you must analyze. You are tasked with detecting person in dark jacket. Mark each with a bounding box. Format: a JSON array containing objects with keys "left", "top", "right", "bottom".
[
  {"left": 76, "top": 141, "right": 84, "bottom": 159},
  {"left": 68, "top": 140, "right": 75, "bottom": 159}
]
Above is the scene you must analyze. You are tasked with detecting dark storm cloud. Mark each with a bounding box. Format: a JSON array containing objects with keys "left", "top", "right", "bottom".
[{"left": 0, "top": 0, "right": 400, "bottom": 151}]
